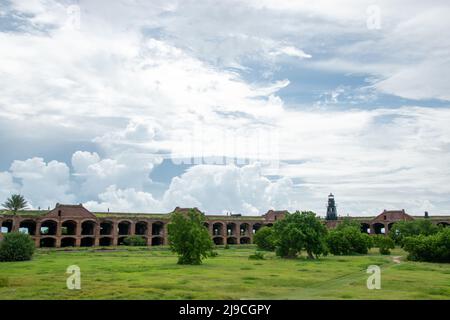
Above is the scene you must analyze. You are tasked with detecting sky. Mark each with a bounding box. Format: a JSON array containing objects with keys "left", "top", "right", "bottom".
[{"left": 1, "top": 0, "right": 450, "bottom": 216}]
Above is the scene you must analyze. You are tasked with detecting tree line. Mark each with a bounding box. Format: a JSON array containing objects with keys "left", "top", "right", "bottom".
[{"left": 254, "top": 212, "right": 449, "bottom": 263}]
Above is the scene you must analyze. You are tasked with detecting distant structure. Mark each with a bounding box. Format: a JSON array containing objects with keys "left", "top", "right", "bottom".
[
  {"left": 0, "top": 198, "right": 448, "bottom": 249},
  {"left": 425, "top": 211, "right": 429, "bottom": 219},
  {"left": 326, "top": 193, "right": 337, "bottom": 221}
]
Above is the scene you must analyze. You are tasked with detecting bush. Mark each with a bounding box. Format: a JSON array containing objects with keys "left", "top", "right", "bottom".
[
  {"left": 327, "top": 226, "right": 373, "bottom": 255},
  {"left": 224, "top": 244, "right": 230, "bottom": 250},
  {"left": 123, "top": 235, "right": 147, "bottom": 246},
  {"left": 0, "top": 232, "right": 35, "bottom": 262},
  {"left": 403, "top": 228, "right": 450, "bottom": 263},
  {"left": 253, "top": 226, "right": 276, "bottom": 251},
  {"left": 389, "top": 220, "right": 440, "bottom": 245},
  {"left": 210, "top": 251, "right": 219, "bottom": 257},
  {"left": 0, "top": 277, "right": 9, "bottom": 287},
  {"left": 376, "top": 236, "right": 395, "bottom": 255},
  {"left": 249, "top": 251, "right": 265, "bottom": 260}
]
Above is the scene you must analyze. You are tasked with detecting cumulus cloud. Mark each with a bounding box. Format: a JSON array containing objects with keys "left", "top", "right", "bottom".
[
  {"left": 70, "top": 150, "right": 160, "bottom": 201},
  {"left": 84, "top": 185, "right": 163, "bottom": 213},
  {"left": 0, "top": 172, "right": 20, "bottom": 203},
  {"left": 162, "top": 163, "right": 297, "bottom": 214},
  {"left": 83, "top": 163, "right": 298, "bottom": 215},
  {"left": 71, "top": 151, "right": 101, "bottom": 175},
  {"left": 8, "top": 157, "right": 75, "bottom": 208}
]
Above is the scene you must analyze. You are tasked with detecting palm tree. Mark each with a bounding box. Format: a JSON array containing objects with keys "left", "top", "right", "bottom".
[{"left": 2, "top": 194, "right": 28, "bottom": 215}]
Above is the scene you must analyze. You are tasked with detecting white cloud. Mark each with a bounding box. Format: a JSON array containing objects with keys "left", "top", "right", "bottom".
[
  {"left": 71, "top": 151, "right": 101, "bottom": 175},
  {"left": 84, "top": 185, "right": 163, "bottom": 213},
  {"left": 70, "top": 150, "right": 160, "bottom": 200},
  {"left": 83, "top": 162, "right": 299, "bottom": 215},
  {"left": 270, "top": 46, "right": 312, "bottom": 59},
  {"left": 8, "top": 157, "right": 75, "bottom": 208},
  {"left": 0, "top": 172, "right": 20, "bottom": 204},
  {"left": 162, "top": 163, "right": 298, "bottom": 214}
]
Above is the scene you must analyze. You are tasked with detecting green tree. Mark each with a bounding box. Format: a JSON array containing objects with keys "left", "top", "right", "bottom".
[
  {"left": 403, "top": 228, "right": 450, "bottom": 263},
  {"left": 0, "top": 232, "right": 35, "bottom": 262},
  {"left": 390, "top": 220, "right": 439, "bottom": 245},
  {"left": 377, "top": 236, "right": 395, "bottom": 255},
  {"left": 2, "top": 194, "right": 28, "bottom": 215},
  {"left": 167, "top": 209, "right": 214, "bottom": 265},
  {"left": 334, "top": 218, "right": 361, "bottom": 231},
  {"left": 253, "top": 226, "right": 276, "bottom": 251},
  {"left": 327, "top": 224, "right": 373, "bottom": 255},
  {"left": 273, "top": 211, "right": 328, "bottom": 259}
]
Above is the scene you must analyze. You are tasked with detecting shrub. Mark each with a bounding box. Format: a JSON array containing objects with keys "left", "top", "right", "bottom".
[
  {"left": 253, "top": 226, "right": 276, "bottom": 251},
  {"left": 377, "top": 236, "right": 395, "bottom": 255},
  {"left": 167, "top": 209, "right": 214, "bottom": 265},
  {"left": 327, "top": 226, "right": 373, "bottom": 255},
  {"left": 210, "top": 251, "right": 219, "bottom": 257},
  {"left": 0, "top": 277, "right": 8, "bottom": 287},
  {"left": 123, "top": 235, "right": 147, "bottom": 246},
  {"left": 249, "top": 251, "right": 265, "bottom": 260},
  {"left": 273, "top": 211, "right": 328, "bottom": 259},
  {"left": 389, "top": 220, "right": 440, "bottom": 245},
  {"left": 0, "top": 232, "right": 35, "bottom": 262},
  {"left": 403, "top": 228, "right": 450, "bottom": 263},
  {"left": 224, "top": 244, "right": 230, "bottom": 249}
]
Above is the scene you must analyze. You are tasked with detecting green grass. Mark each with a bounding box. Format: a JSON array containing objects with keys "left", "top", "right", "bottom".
[{"left": 0, "top": 246, "right": 449, "bottom": 300}]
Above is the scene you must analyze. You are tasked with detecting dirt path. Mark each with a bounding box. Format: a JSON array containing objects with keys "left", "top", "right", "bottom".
[{"left": 392, "top": 256, "right": 402, "bottom": 264}]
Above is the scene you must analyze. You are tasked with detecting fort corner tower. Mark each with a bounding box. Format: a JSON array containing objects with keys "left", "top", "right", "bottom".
[{"left": 326, "top": 193, "right": 337, "bottom": 220}]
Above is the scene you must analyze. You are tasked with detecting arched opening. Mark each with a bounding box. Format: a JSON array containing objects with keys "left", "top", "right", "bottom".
[
  {"left": 19, "top": 220, "right": 36, "bottom": 235},
  {"left": 361, "top": 223, "right": 370, "bottom": 234},
  {"left": 213, "top": 237, "right": 224, "bottom": 245},
  {"left": 61, "top": 237, "right": 76, "bottom": 247},
  {"left": 62, "top": 220, "right": 77, "bottom": 235},
  {"left": 213, "top": 223, "right": 223, "bottom": 236},
  {"left": 1, "top": 220, "right": 13, "bottom": 233},
  {"left": 227, "top": 223, "right": 236, "bottom": 236},
  {"left": 266, "top": 223, "right": 273, "bottom": 227},
  {"left": 118, "top": 236, "right": 127, "bottom": 245},
  {"left": 100, "top": 221, "right": 113, "bottom": 235},
  {"left": 437, "top": 222, "right": 449, "bottom": 228},
  {"left": 227, "top": 237, "right": 237, "bottom": 245},
  {"left": 40, "top": 220, "right": 57, "bottom": 235},
  {"left": 81, "top": 237, "right": 95, "bottom": 247},
  {"left": 387, "top": 222, "right": 395, "bottom": 233},
  {"left": 152, "top": 221, "right": 164, "bottom": 236},
  {"left": 252, "top": 223, "right": 262, "bottom": 234},
  {"left": 118, "top": 221, "right": 131, "bottom": 235},
  {"left": 81, "top": 220, "right": 95, "bottom": 235},
  {"left": 99, "top": 237, "right": 112, "bottom": 246},
  {"left": 135, "top": 221, "right": 147, "bottom": 235},
  {"left": 240, "top": 223, "right": 250, "bottom": 236},
  {"left": 373, "top": 223, "right": 386, "bottom": 235},
  {"left": 40, "top": 237, "right": 56, "bottom": 248},
  {"left": 151, "top": 236, "right": 164, "bottom": 246},
  {"left": 240, "top": 237, "right": 251, "bottom": 244}
]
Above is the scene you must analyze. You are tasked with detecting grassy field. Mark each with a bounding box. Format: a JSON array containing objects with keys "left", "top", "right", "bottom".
[{"left": 0, "top": 246, "right": 449, "bottom": 300}]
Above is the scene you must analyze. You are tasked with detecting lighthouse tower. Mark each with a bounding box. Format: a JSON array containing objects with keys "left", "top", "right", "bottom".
[{"left": 326, "top": 193, "right": 337, "bottom": 220}]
